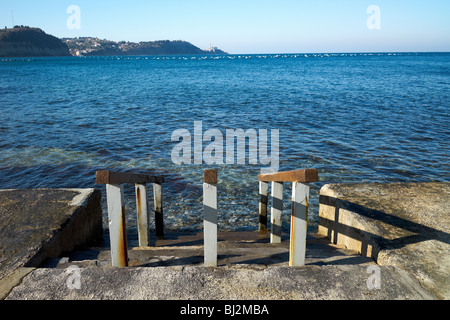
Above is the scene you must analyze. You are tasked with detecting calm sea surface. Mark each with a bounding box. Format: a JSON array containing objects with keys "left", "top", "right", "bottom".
[{"left": 1, "top": 52, "right": 449, "bottom": 234}]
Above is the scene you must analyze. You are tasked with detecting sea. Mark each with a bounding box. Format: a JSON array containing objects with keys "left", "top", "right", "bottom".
[{"left": 0, "top": 52, "right": 449, "bottom": 235}]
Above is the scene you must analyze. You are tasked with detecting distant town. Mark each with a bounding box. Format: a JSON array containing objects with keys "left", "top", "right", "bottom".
[
  {"left": 61, "top": 37, "right": 227, "bottom": 56},
  {"left": 61, "top": 37, "right": 143, "bottom": 56}
]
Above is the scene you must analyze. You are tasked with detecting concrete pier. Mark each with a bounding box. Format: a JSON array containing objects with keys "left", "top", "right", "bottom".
[
  {"left": 1, "top": 183, "right": 448, "bottom": 300},
  {"left": 0, "top": 188, "right": 102, "bottom": 299},
  {"left": 2, "top": 232, "right": 434, "bottom": 300},
  {"left": 318, "top": 182, "right": 450, "bottom": 300}
]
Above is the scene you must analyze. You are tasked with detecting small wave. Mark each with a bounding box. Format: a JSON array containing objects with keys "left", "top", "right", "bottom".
[{"left": 47, "top": 99, "right": 70, "bottom": 105}]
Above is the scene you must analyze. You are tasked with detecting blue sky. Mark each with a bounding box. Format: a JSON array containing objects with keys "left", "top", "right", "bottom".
[{"left": 1, "top": 0, "right": 449, "bottom": 53}]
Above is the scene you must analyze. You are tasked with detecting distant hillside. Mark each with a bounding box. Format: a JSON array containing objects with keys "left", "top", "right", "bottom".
[
  {"left": 0, "top": 26, "right": 71, "bottom": 57},
  {"left": 62, "top": 37, "right": 228, "bottom": 56},
  {"left": 0, "top": 26, "right": 228, "bottom": 58}
]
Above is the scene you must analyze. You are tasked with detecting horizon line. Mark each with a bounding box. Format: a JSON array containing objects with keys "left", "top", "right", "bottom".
[{"left": 4, "top": 27, "right": 450, "bottom": 55}]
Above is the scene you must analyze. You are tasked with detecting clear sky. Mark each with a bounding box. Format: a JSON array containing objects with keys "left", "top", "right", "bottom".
[{"left": 1, "top": 0, "right": 449, "bottom": 54}]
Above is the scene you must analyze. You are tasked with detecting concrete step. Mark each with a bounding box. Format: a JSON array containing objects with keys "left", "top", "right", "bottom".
[
  {"left": 6, "top": 231, "right": 434, "bottom": 300},
  {"left": 40, "top": 232, "right": 376, "bottom": 269},
  {"left": 2, "top": 183, "right": 446, "bottom": 301}
]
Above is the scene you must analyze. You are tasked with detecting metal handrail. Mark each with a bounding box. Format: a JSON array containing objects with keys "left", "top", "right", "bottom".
[
  {"left": 96, "top": 170, "right": 165, "bottom": 267},
  {"left": 257, "top": 168, "right": 318, "bottom": 266},
  {"left": 96, "top": 168, "right": 318, "bottom": 268}
]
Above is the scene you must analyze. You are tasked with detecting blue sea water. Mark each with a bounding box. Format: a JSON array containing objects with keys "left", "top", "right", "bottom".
[{"left": 0, "top": 52, "right": 449, "bottom": 234}]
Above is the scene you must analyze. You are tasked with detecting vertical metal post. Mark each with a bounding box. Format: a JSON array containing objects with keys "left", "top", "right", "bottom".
[
  {"left": 203, "top": 169, "right": 218, "bottom": 267},
  {"left": 270, "top": 181, "right": 283, "bottom": 243},
  {"left": 106, "top": 184, "right": 128, "bottom": 267},
  {"left": 153, "top": 182, "right": 164, "bottom": 240},
  {"left": 290, "top": 182, "right": 310, "bottom": 266},
  {"left": 259, "top": 181, "right": 269, "bottom": 232},
  {"left": 135, "top": 183, "right": 149, "bottom": 247}
]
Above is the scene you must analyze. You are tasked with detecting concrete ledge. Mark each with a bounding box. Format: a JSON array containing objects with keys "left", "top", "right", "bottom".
[
  {"left": 5, "top": 265, "right": 434, "bottom": 300},
  {"left": 0, "top": 267, "right": 35, "bottom": 300},
  {"left": 2, "top": 184, "right": 446, "bottom": 301},
  {"left": 318, "top": 182, "right": 450, "bottom": 300},
  {"left": 0, "top": 188, "right": 103, "bottom": 298}
]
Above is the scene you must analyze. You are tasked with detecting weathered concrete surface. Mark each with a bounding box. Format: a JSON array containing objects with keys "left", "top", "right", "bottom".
[
  {"left": 6, "top": 265, "right": 434, "bottom": 300},
  {"left": 0, "top": 188, "right": 103, "bottom": 298},
  {"left": 39, "top": 232, "right": 377, "bottom": 269},
  {"left": 318, "top": 182, "right": 450, "bottom": 300},
  {"left": 4, "top": 231, "right": 437, "bottom": 300},
  {"left": 1, "top": 184, "right": 443, "bottom": 300}
]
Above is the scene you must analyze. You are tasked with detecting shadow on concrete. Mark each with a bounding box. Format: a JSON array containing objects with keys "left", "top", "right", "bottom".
[
  {"left": 307, "top": 255, "right": 374, "bottom": 266},
  {"left": 235, "top": 252, "right": 289, "bottom": 265},
  {"left": 318, "top": 194, "right": 450, "bottom": 260},
  {"left": 138, "top": 255, "right": 241, "bottom": 267}
]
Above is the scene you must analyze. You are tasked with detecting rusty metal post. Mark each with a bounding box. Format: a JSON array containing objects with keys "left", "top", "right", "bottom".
[
  {"left": 270, "top": 181, "right": 283, "bottom": 243},
  {"left": 106, "top": 184, "right": 128, "bottom": 267},
  {"left": 259, "top": 181, "right": 269, "bottom": 232},
  {"left": 153, "top": 182, "right": 164, "bottom": 239},
  {"left": 135, "top": 183, "right": 149, "bottom": 247},
  {"left": 203, "top": 169, "right": 218, "bottom": 267},
  {"left": 290, "top": 182, "right": 310, "bottom": 266}
]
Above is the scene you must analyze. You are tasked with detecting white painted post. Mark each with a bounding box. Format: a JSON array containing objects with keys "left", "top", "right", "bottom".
[
  {"left": 270, "top": 181, "right": 283, "bottom": 244},
  {"left": 259, "top": 181, "right": 269, "bottom": 232},
  {"left": 290, "top": 182, "right": 310, "bottom": 266},
  {"left": 106, "top": 184, "right": 128, "bottom": 267},
  {"left": 153, "top": 182, "right": 164, "bottom": 239},
  {"left": 203, "top": 169, "right": 218, "bottom": 267},
  {"left": 135, "top": 183, "right": 149, "bottom": 247}
]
